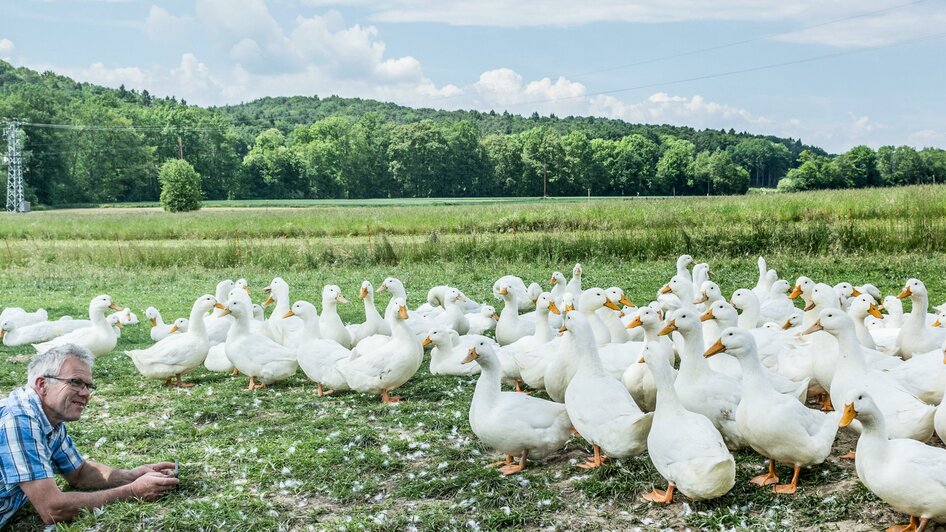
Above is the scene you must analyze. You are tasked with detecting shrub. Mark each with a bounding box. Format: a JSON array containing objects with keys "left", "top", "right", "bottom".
[{"left": 159, "top": 159, "right": 202, "bottom": 212}]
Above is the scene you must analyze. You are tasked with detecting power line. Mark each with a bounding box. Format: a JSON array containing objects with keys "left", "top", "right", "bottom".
[
  {"left": 560, "top": 0, "right": 929, "bottom": 79},
  {"left": 20, "top": 122, "right": 230, "bottom": 132},
  {"left": 4, "top": 119, "right": 27, "bottom": 213},
  {"left": 500, "top": 29, "right": 946, "bottom": 110}
]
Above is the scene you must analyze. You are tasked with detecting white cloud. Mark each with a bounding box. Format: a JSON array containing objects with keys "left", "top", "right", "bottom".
[
  {"left": 0, "top": 38, "right": 13, "bottom": 55},
  {"left": 469, "top": 68, "right": 587, "bottom": 115},
  {"left": 303, "top": 1, "right": 946, "bottom": 48},
  {"left": 773, "top": 9, "right": 946, "bottom": 48},
  {"left": 588, "top": 92, "right": 771, "bottom": 130},
  {"left": 73, "top": 62, "right": 149, "bottom": 88},
  {"left": 144, "top": 5, "right": 192, "bottom": 40},
  {"left": 907, "top": 129, "right": 946, "bottom": 148}
]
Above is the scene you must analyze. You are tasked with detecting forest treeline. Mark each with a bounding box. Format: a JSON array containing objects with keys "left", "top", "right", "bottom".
[{"left": 1, "top": 60, "right": 944, "bottom": 206}]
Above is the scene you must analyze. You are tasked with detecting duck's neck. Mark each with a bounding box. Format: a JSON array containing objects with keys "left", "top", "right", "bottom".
[
  {"left": 572, "top": 332, "right": 606, "bottom": 376},
  {"left": 187, "top": 304, "right": 209, "bottom": 340},
  {"left": 153, "top": 311, "right": 166, "bottom": 328},
  {"left": 323, "top": 299, "right": 338, "bottom": 316},
  {"left": 848, "top": 311, "right": 874, "bottom": 347},
  {"left": 472, "top": 363, "right": 502, "bottom": 407},
  {"left": 856, "top": 415, "right": 890, "bottom": 459},
  {"left": 905, "top": 294, "right": 929, "bottom": 331},
  {"left": 231, "top": 311, "right": 252, "bottom": 337},
  {"left": 678, "top": 326, "right": 710, "bottom": 376},
  {"left": 533, "top": 309, "right": 554, "bottom": 343},
  {"left": 737, "top": 299, "right": 760, "bottom": 330},
  {"left": 363, "top": 295, "right": 383, "bottom": 323},
  {"left": 650, "top": 357, "right": 685, "bottom": 415},
  {"left": 498, "top": 295, "right": 520, "bottom": 323},
  {"left": 301, "top": 313, "right": 321, "bottom": 339},
  {"left": 834, "top": 328, "right": 868, "bottom": 372},
  {"left": 90, "top": 305, "right": 107, "bottom": 326},
  {"left": 735, "top": 351, "right": 769, "bottom": 395},
  {"left": 269, "top": 292, "right": 290, "bottom": 322}
]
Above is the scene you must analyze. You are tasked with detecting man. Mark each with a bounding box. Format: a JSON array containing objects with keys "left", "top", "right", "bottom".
[{"left": 0, "top": 344, "right": 179, "bottom": 526}]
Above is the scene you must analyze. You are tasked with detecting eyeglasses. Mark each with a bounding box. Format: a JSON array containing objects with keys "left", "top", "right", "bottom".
[{"left": 43, "top": 375, "right": 96, "bottom": 391}]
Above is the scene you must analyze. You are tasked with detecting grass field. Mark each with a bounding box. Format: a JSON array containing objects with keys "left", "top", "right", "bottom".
[{"left": 1, "top": 186, "right": 945, "bottom": 530}]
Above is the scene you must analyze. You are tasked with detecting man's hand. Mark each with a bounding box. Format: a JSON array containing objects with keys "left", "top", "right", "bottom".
[
  {"left": 129, "top": 472, "right": 179, "bottom": 502},
  {"left": 129, "top": 462, "right": 177, "bottom": 479}
]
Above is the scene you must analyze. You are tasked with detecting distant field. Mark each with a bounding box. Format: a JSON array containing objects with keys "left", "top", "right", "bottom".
[{"left": 1, "top": 185, "right": 944, "bottom": 529}]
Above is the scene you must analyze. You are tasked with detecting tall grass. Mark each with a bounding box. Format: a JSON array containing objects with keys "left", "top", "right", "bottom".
[{"left": 1, "top": 185, "right": 942, "bottom": 241}]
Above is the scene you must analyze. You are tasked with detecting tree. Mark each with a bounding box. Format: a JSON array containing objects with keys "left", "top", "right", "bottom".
[
  {"left": 835, "top": 145, "right": 880, "bottom": 188},
  {"left": 729, "top": 138, "right": 791, "bottom": 187},
  {"left": 387, "top": 120, "right": 450, "bottom": 197},
  {"left": 520, "top": 126, "right": 564, "bottom": 196},
  {"left": 609, "top": 134, "right": 659, "bottom": 195},
  {"left": 158, "top": 159, "right": 202, "bottom": 212},
  {"left": 654, "top": 137, "right": 695, "bottom": 195},
  {"left": 561, "top": 130, "right": 597, "bottom": 195},
  {"left": 877, "top": 145, "right": 926, "bottom": 186},
  {"left": 483, "top": 134, "right": 525, "bottom": 196},
  {"left": 241, "top": 128, "right": 307, "bottom": 198}
]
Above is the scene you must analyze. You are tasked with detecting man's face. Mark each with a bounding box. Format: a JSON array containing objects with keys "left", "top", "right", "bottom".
[{"left": 37, "top": 358, "right": 93, "bottom": 425}]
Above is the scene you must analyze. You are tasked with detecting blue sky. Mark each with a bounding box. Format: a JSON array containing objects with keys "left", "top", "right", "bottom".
[{"left": 1, "top": 0, "right": 945, "bottom": 153}]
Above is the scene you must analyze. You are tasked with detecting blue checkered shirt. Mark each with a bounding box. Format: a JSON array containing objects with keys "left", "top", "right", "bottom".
[{"left": 0, "top": 386, "right": 84, "bottom": 527}]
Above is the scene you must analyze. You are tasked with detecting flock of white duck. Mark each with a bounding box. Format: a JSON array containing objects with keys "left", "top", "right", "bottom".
[{"left": 3, "top": 256, "right": 946, "bottom": 529}]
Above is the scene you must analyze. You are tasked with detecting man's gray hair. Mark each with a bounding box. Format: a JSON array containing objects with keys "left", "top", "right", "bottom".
[{"left": 27, "top": 344, "right": 95, "bottom": 390}]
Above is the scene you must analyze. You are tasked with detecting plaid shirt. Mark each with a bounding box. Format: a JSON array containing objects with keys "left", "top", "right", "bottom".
[{"left": 0, "top": 386, "right": 84, "bottom": 527}]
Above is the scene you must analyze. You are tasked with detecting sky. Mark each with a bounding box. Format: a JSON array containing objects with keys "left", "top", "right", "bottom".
[{"left": 1, "top": 0, "right": 945, "bottom": 154}]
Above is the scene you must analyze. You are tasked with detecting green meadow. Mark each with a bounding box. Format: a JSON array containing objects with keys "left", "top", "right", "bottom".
[{"left": 1, "top": 185, "right": 944, "bottom": 530}]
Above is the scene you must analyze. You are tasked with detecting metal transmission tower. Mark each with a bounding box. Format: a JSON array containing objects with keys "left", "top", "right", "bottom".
[{"left": 4, "top": 119, "right": 25, "bottom": 213}]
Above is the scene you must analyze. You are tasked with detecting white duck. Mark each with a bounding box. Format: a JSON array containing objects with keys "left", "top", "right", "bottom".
[
  {"left": 337, "top": 297, "right": 423, "bottom": 403},
  {"left": 549, "top": 271, "right": 567, "bottom": 306},
  {"left": 1, "top": 317, "right": 91, "bottom": 347},
  {"left": 675, "top": 254, "right": 694, "bottom": 284},
  {"left": 691, "top": 262, "right": 711, "bottom": 291},
  {"left": 564, "top": 311, "right": 654, "bottom": 468},
  {"left": 579, "top": 287, "right": 621, "bottom": 346},
  {"left": 509, "top": 293, "right": 561, "bottom": 390},
  {"left": 660, "top": 309, "right": 745, "bottom": 450},
  {"left": 425, "top": 285, "right": 480, "bottom": 314},
  {"left": 937, "top": 359, "right": 946, "bottom": 441},
  {"left": 466, "top": 305, "right": 499, "bottom": 336},
  {"left": 204, "top": 279, "right": 236, "bottom": 344},
  {"left": 464, "top": 339, "right": 573, "bottom": 475},
  {"left": 598, "top": 287, "right": 635, "bottom": 343},
  {"left": 346, "top": 280, "right": 390, "bottom": 344},
  {"left": 223, "top": 298, "right": 298, "bottom": 391},
  {"left": 125, "top": 295, "right": 221, "bottom": 387},
  {"left": 841, "top": 390, "right": 946, "bottom": 531},
  {"left": 288, "top": 300, "right": 352, "bottom": 396},
  {"left": 703, "top": 300, "right": 813, "bottom": 385},
  {"left": 262, "top": 277, "right": 304, "bottom": 345},
  {"left": 897, "top": 279, "right": 945, "bottom": 359},
  {"left": 811, "top": 309, "right": 935, "bottom": 441},
  {"left": 789, "top": 276, "right": 817, "bottom": 326},
  {"left": 622, "top": 307, "right": 676, "bottom": 412},
  {"left": 847, "top": 295, "right": 883, "bottom": 350},
  {"left": 422, "top": 328, "right": 486, "bottom": 377},
  {"left": 542, "top": 293, "right": 580, "bottom": 402},
  {"left": 706, "top": 328, "right": 840, "bottom": 495},
  {"left": 430, "top": 288, "right": 470, "bottom": 335},
  {"left": 759, "top": 280, "right": 797, "bottom": 326},
  {"left": 642, "top": 340, "right": 734, "bottom": 503},
  {"left": 807, "top": 284, "right": 902, "bottom": 405},
  {"left": 492, "top": 275, "right": 537, "bottom": 312},
  {"left": 565, "top": 263, "right": 584, "bottom": 309},
  {"left": 145, "top": 307, "right": 176, "bottom": 342},
  {"left": 33, "top": 295, "right": 123, "bottom": 357},
  {"left": 2, "top": 308, "right": 48, "bottom": 329},
  {"left": 319, "top": 285, "right": 353, "bottom": 349},
  {"left": 495, "top": 283, "right": 535, "bottom": 346}
]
